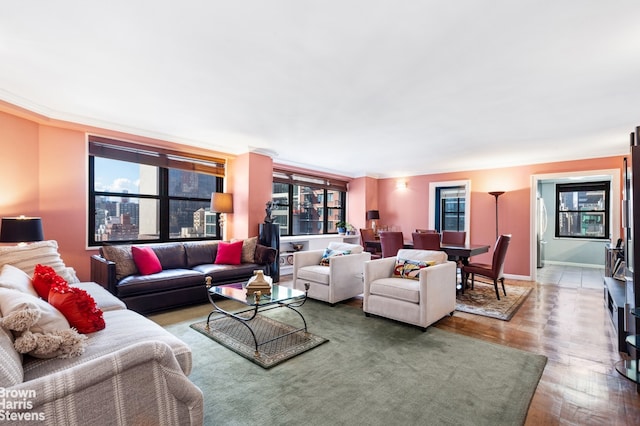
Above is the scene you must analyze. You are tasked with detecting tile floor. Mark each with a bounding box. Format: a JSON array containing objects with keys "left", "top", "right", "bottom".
[{"left": 535, "top": 263, "right": 605, "bottom": 289}]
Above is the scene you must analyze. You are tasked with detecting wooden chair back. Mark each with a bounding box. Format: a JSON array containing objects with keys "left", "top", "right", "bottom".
[
  {"left": 411, "top": 232, "right": 441, "bottom": 250},
  {"left": 379, "top": 231, "right": 404, "bottom": 258}
]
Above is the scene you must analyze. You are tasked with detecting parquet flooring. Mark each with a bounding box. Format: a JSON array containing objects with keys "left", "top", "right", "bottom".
[{"left": 282, "top": 267, "right": 640, "bottom": 425}]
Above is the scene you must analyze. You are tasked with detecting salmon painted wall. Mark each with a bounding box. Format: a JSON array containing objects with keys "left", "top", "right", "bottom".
[
  {"left": 230, "top": 152, "right": 274, "bottom": 239},
  {"left": 0, "top": 103, "right": 240, "bottom": 281},
  {"left": 363, "top": 156, "right": 624, "bottom": 277},
  {"left": 0, "top": 102, "right": 626, "bottom": 283}
]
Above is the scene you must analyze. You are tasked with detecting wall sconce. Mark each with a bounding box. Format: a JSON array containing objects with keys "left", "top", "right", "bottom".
[
  {"left": 366, "top": 210, "right": 380, "bottom": 234},
  {"left": 210, "top": 193, "right": 234, "bottom": 229},
  {"left": 0, "top": 216, "right": 44, "bottom": 245},
  {"left": 396, "top": 180, "right": 407, "bottom": 190}
]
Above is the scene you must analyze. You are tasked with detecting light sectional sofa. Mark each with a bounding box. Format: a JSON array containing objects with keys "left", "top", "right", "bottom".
[{"left": 0, "top": 281, "right": 204, "bottom": 426}]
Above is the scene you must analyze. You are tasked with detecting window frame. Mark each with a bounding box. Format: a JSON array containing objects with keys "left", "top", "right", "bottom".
[
  {"left": 555, "top": 181, "right": 610, "bottom": 240},
  {"left": 272, "top": 170, "right": 347, "bottom": 236},
  {"left": 88, "top": 136, "right": 225, "bottom": 246}
]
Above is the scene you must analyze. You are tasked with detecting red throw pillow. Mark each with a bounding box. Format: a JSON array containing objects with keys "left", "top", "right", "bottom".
[
  {"left": 48, "top": 283, "right": 105, "bottom": 334},
  {"left": 214, "top": 240, "right": 244, "bottom": 265},
  {"left": 32, "top": 264, "right": 68, "bottom": 299},
  {"left": 131, "top": 246, "right": 162, "bottom": 275}
]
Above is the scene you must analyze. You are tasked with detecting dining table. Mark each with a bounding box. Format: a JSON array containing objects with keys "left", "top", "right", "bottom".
[{"left": 365, "top": 240, "right": 490, "bottom": 265}]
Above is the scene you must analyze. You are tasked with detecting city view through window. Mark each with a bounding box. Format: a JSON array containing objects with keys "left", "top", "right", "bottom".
[{"left": 91, "top": 157, "right": 220, "bottom": 243}]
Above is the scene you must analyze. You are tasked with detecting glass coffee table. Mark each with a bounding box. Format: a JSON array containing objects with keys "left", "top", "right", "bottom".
[{"left": 205, "top": 279, "right": 309, "bottom": 357}]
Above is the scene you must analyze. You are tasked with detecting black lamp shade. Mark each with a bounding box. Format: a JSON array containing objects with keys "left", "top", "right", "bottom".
[
  {"left": 366, "top": 210, "right": 380, "bottom": 220},
  {"left": 0, "top": 217, "right": 44, "bottom": 243}
]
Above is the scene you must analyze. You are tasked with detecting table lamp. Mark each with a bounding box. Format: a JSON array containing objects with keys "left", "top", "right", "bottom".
[
  {"left": 0, "top": 216, "right": 44, "bottom": 245},
  {"left": 210, "top": 193, "right": 234, "bottom": 229},
  {"left": 366, "top": 210, "right": 380, "bottom": 234}
]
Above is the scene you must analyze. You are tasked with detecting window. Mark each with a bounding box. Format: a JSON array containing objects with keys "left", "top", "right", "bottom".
[
  {"left": 271, "top": 170, "right": 347, "bottom": 236},
  {"left": 436, "top": 186, "right": 466, "bottom": 232},
  {"left": 88, "top": 136, "right": 225, "bottom": 245},
  {"left": 555, "top": 181, "right": 609, "bottom": 239}
]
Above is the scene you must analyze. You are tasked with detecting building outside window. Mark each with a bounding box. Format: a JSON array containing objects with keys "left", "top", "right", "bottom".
[
  {"left": 271, "top": 170, "right": 347, "bottom": 236},
  {"left": 436, "top": 186, "right": 466, "bottom": 232},
  {"left": 556, "top": 181, "right": 609, "bottom": 239},
  {"left": 88, "top": 136, "right": 225, "bottom": 245}
]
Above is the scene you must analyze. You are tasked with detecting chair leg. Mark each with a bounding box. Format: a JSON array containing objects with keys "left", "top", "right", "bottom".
[
  {"left": 500, "top": 278, "right": 506, "bottom": 296},
  {"left": 493, "top": 278, "right": 500, "bottom": 300},
  {"left": 471, "top": 273, "right": 475, "bottom": 290}
]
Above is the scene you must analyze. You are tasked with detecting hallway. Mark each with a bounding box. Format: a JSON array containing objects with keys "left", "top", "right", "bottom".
[{"left": 536, "top": 263, "right": 605, "bottom": 290}]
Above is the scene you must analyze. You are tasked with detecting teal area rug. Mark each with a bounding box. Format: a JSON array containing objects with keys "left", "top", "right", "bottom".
[{"left": 156, "top": 300, "right": 547, "bottom": 426}]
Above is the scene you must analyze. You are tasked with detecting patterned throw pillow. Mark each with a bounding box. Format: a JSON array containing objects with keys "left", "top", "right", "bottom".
[
  {"left": 393, "top": 258, "right": 436, "bottom": 280},
  {"left": 101, "top": 245, "right": 137, "bottom": 281},
  {"left": 319, "top": 248, "right": 351, "bottom": 266}
]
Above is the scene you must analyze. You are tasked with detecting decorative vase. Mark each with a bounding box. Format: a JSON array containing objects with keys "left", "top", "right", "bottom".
[{"left": 246, "top": 270, "right": 272, "bottom": 296}]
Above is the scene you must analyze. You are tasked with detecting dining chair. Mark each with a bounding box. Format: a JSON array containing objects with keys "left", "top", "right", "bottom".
[
  {"left": 379, "top": 231, "right": 404, "bottom": 258},
  {"left": 461, "top": 234, "right": 512, "bottom": 300},
  {"left": 360, "top": 228, "right": 382, "bottom": 259},
  {"left": 412, "top": 232, "right": 441, "bottom": 250},
  {"left": 441, "top": 231, "right": 466, "bottom": 246}
]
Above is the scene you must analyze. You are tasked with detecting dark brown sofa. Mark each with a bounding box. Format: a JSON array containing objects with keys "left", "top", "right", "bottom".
[{"left": 90, "top": 239, "right": 276, "bottom": 314}]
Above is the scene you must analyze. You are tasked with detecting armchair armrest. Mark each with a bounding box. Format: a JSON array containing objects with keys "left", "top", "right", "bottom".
[
  {"left": 363, "top": 257, "right": 397, "bottom": 292},
  {"left": 418, "top": 261, "right": 457, "bottom": 323}
]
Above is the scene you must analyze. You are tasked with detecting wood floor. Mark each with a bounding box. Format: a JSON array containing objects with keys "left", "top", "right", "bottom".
[{"left": 285, "top": 271, "right": 640, "bottom": 425}]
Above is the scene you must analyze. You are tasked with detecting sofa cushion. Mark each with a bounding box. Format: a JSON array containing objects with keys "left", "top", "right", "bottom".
[
  {"left": 131, "top": 246, "right": 163, "bottom": 275},
  {"left": 0, "top": 240, "right": 80, "bottom": 284},
  {"left": 296, "top": 265, "right": 331, "bottom": 285},
  {"left": 0, "top": 264, "right": 38, "bottom": 297},
  {"left": 48, "top": 284, "right": 106, "bottom": 334},
  {"left": 22, "top": 308, "right": 193, "bottom": 381},
  {"left": 214, "top": 240, "right": 243, "bottom": 265},
  {"left": 0, "top": 325, "right": 23, "bottom": 387},
  {"left": 151, "top": 243, "right": 187, "bottom": 270},
  {"left": 193, "top": 263, "right": 267, "bottom": 283},
  {"left": 369, "top": 277, "right": 420, "bottom": 303},
  {"left": 184, "top": 241, "right": 218, "bottom": 267},
  {"left": 116, "top": 269, "right": 205, "bottom": 297},
  {"left": 101, "top": 245, "right": 137, "bottom": 281}
]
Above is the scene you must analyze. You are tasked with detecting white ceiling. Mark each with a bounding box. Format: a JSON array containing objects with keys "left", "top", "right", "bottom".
[{"left": 2, "top": 1, "right": 640, "bottom": 178}]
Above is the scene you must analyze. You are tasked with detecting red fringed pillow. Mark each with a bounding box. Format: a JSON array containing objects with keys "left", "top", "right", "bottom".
[
  {"left": 48, "top": 284, "right": 105, "bottom": 334},
  {"left": 131, "top": 246, "right": 162, "bottom": 275},
  {"left": 32, "top": 264, "right": 68, "bottom": 299},
  {"left": 214, "top": 240, "right": 244, "bottom": 265}
]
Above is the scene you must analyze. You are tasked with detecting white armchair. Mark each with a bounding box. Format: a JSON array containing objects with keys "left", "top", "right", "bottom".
[
  {"left": 363, "top": 249, "right": 456, "bottom": 330},
  {"left": 293, "top": 242, "right": 371, "bottom": 305}
]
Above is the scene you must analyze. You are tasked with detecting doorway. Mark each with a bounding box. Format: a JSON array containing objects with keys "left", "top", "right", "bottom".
[{"left": 530, "top": 169, "right": 620, "bottom": 281}]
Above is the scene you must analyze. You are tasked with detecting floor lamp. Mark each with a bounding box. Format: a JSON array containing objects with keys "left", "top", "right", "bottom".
[{"left": 488, "top": 191, "right": 505, "bottom": 241}]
